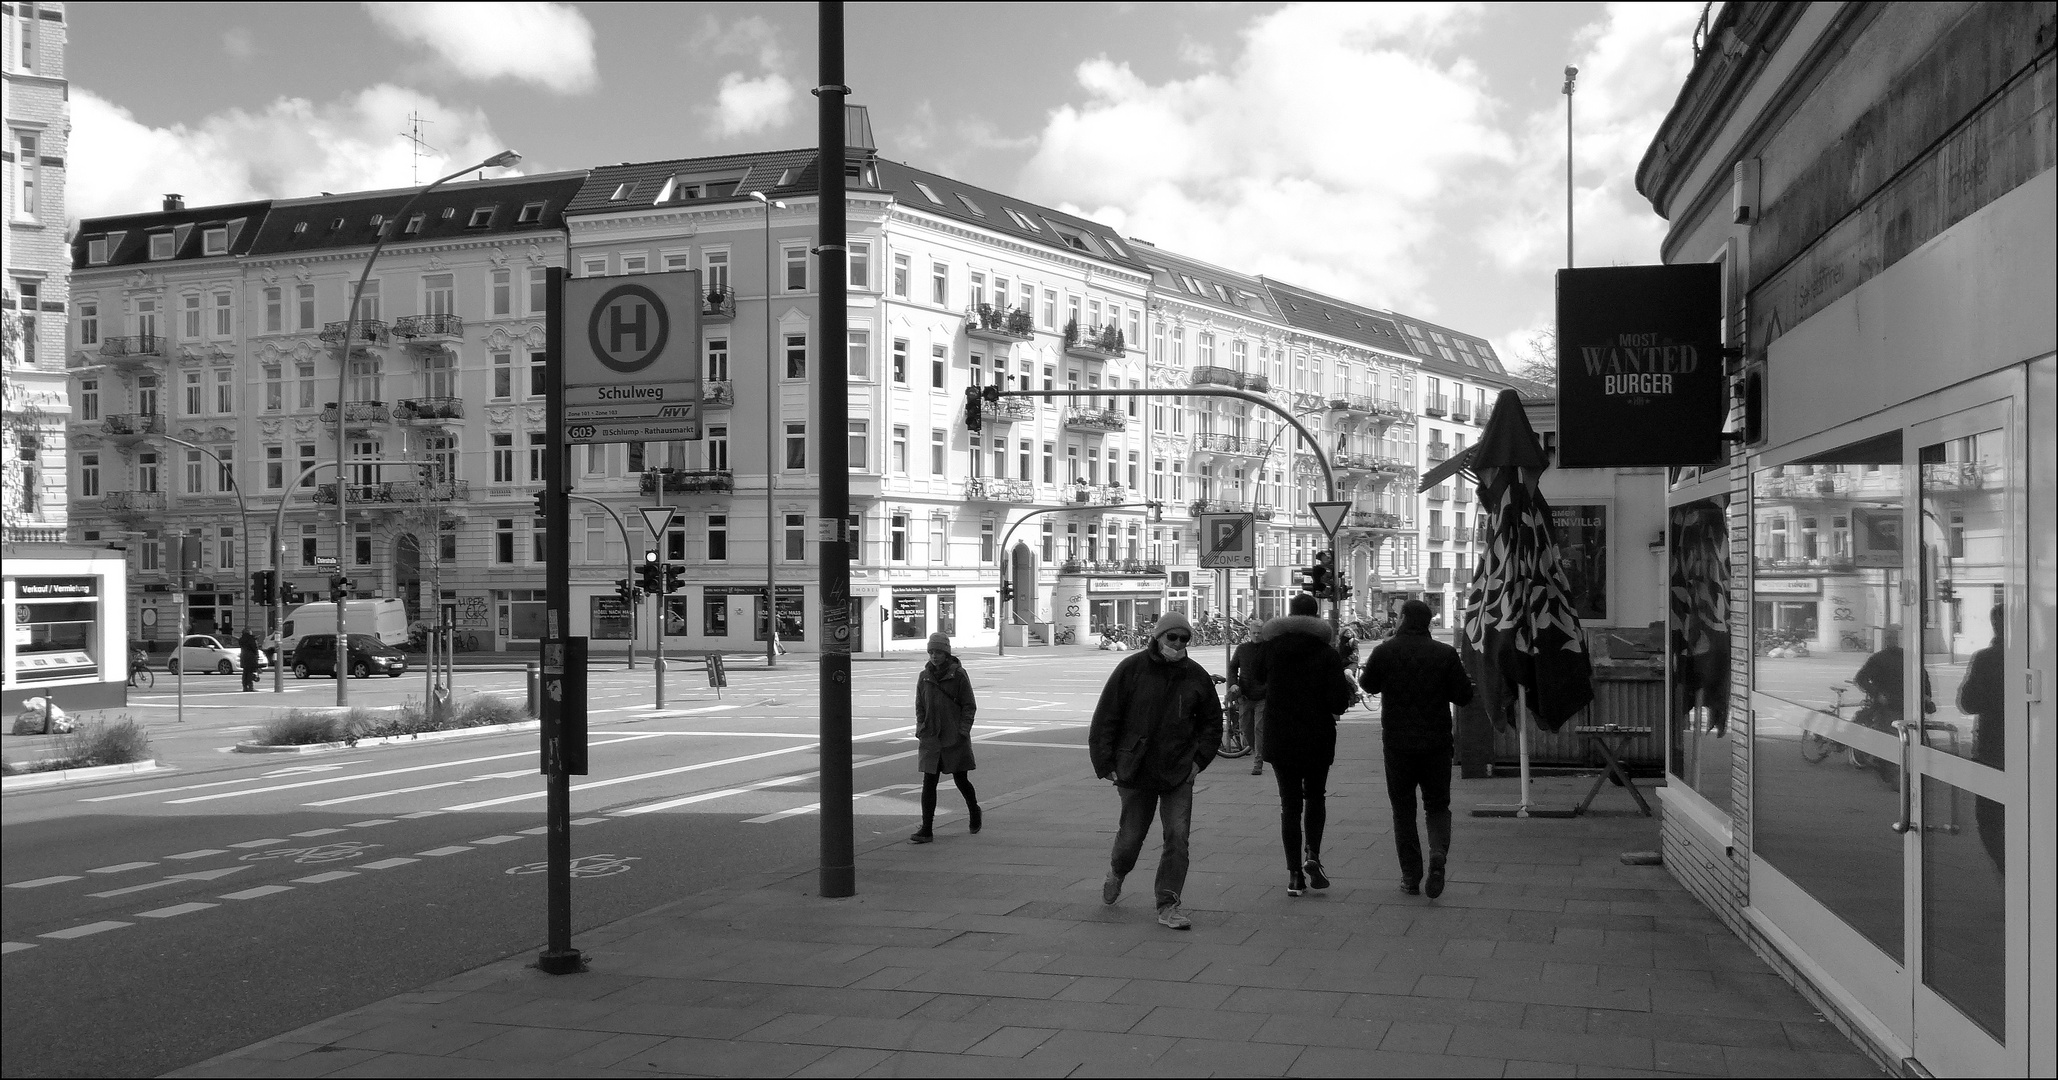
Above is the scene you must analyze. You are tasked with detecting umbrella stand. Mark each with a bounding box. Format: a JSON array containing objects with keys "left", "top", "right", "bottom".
[{"left": 1471, "top": 686, "right": 1580, "bottom": 818}]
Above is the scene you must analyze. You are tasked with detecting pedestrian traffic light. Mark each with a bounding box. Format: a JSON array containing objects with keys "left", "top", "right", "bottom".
[
  {"left": 636, "top": 550, "right": 662, "bottom": 594},
  {"left": 250, "top": 569, "right": 276, "bottom": 606},
  {"left": 614, "top": 579, "right": 638, "bottom": 606},
  {"left": 962, "top": 386, "right": 983, "bottom": 433},
  {"left": 663, "top": 563, "right": 684, "bottom": 594}
]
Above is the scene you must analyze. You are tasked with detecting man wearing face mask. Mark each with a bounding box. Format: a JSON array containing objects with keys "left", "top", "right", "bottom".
[{"left": 1088, "top": 610, "right": 1224, "bottom": 930}]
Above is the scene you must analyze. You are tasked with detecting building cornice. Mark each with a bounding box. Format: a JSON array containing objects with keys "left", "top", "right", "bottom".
[{"left": 887, "top": 208, "right": 1152, "bottom": 291}]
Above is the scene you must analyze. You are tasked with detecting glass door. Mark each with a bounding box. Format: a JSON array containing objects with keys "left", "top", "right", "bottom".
[{"left": 1905, "top": 402, "right": 2023, "bottom": 1074}]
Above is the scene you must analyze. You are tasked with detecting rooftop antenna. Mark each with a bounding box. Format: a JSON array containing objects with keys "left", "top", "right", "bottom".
[{"left": 399, "top": 111, "right": 441, "bottom": 186}]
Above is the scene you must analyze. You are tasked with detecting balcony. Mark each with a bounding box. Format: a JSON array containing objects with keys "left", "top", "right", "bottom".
[
  {"left": 97, "top": 335, "right": 165, "bottom": 370},
  {"left": 701, "top": 286, "right": 737, "bottom": 322},
  {"left": 392, "top": 314, "right": 463, "bottom": 342},
  {"left": 1291, "top": 390, "right": 1326, "bottom": 412},
  {"left": 318, "top": 320, "right": 392, "bottom": 350},
  {"left": 1192, "top": 432, "right": 1262, "bottom": 458},
  {"left": 1344, "top": 510, "right": 1407, "bottom": 531},
  {"left": 396, "top": 397, "right": 464, "bottom": 423},
  {"left": 1062, "top": 406, "right": 1126, "bottom": 434},
  {"left": 379, "top": 479, "right": 470, "bottom": 503},
  {"left": 1251, "top": 504, "right": 1278, "bottom": 521},
  {"left": 964, "top": 477, "right": 1033, "bottom": 503},
  {"left": 1064, "top": 321, "right": 1126, "bottom": 361},
  {"left": 320, "top": 400, "right": 393, "bottom": 432},
  {"left": 699, "top": 380, "right": 735, "bottom": 407},
  {"left": 965, "top": 304, "right": 1034, "bottom": 344},
  {"left": 102, "top": 412, "right": 166, "bottom": 445},
  {"left": 1065, "top": 483, "right": 1130, "bottom": 506},
  {"left": 1327, "top": 392, "right": 1381, "bottom": 417},
  {"left": 1424, "top": 394, "right": 1448, "bottom": 417},
  {"left": 103, "top": 490, "right": 167, "bottom": 516},
  {"left": 1060, "top": 558, "right": 1165, "bottom": 576},
  {"left": 1427, "top": 442, "right": 1451, "bottom": 463},
  {"left": 1429, "top": 485, "right": 1450, "bottom": 502},
  {"left": 1188, "top": 497, "right": 1251, "bottom": 516},
  {"left": 1428, "top": 526, "right": 1451, "bottom": 542},
  {"left": 979, "top": 396, "right": 1035, "bottom": 425},
  {"left": 312, "top": 483, "right": 384, "bottom": 507},
  {"left": 1332, "top": 452, "right": 1381, "bottom": 475},
  {"left": 1428, "top": 567, "right": 1452, "bottom": 587},
  {"left": 641, "top": 469, "right": 734, "bottom": 496},
  {"left": 1190, "top": 366, "right": 1271, "bottom": 394},
  {"left": 1449, "top": 402, "right": 1472, "bottom": 423}
]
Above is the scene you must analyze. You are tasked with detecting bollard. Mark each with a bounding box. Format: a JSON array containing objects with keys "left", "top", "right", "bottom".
[
  {"left": 654, "top": 657, "right": 666, "bottom": 710},
  {"left": 526, "top": 662, "right": 539, "bottom": 718}
]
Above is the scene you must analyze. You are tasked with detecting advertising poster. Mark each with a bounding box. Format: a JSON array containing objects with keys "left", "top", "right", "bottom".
[
  {"left": 589, "top": 597, "right": 633, "bottom": 640},
  {"left": 1551, "top": 503, "right": 1609, "bottom": 622},
  {"left": 1556, "top": 264, "right": 1725, "bottom": 468}
]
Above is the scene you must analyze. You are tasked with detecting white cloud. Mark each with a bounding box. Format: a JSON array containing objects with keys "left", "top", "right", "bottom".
[
  {"left": 689, "top": 14, "right": 801, "bottom": 139},
  {"left": 222, "top": 27, "right": 257, "bottom": 62},
  {"left": 364, "top": 2, "right": 597, "bottom": 94},
  {"left": 709, "top": 72, "right": 798, "bottom": 138},
  {"left": 69, "top": 86, "right": 521, "bottom": 224}
]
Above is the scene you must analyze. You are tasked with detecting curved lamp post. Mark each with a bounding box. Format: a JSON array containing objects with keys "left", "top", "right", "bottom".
[
  {"left": 330, "top": 150, "right": 520, "bottom": 706},
  {"left": 749, "top": 190, "right": 785, "bottom": 668}
]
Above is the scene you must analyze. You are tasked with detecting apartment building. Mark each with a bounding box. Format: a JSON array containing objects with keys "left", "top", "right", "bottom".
[
  {"left": 64, "top": 172, "right": 588, "bottom": 648},
  {"left": 3, "top": 0, "right": 68, "bottom": 541}
]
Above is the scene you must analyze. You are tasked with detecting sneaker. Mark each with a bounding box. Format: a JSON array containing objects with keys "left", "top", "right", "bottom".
[
  {"left": 1102, "top": 870, "right": 1124, "bottom": 905},
  {"left": 1286, "top": 870, "right": 1306, "bottom": 897},
  {"left": 909, "top": 830, "right": 934, "bottom": 844},
  {"left": 968, "top": 804, "right": 983, "bottom": 834},
  {"left": 1156, "top": 905, "right": 1193, "bottom": 930},
  {"left": 1303, "top": 860, "right": 1329, "bottom": 891},
  {"left": 1251, "top": 762, "right": 1264, "bottom": 775},
  {"left": 1400, "top": 877, "right": 1421, "bottom": 896},
  {"left": 1425, "top": 859, "right": 1446, "bottom": 899}
]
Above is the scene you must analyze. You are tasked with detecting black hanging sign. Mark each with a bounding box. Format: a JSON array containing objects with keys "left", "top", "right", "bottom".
[{"left": 1555, "top": 264, "right": 1724, "bottom": 468}]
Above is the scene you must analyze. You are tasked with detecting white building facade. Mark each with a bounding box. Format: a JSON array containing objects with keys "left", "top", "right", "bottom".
[{"left": 3, "top": 0, "right": 69, "bottom": 541}]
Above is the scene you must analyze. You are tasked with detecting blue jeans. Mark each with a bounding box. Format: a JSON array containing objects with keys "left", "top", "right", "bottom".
[{"left": 1111, "top": 777, "right": 1193, "bottom": 908}]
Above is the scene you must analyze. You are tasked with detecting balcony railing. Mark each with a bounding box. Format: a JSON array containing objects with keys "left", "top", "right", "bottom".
[
  {"left": 1192, "top": 432, "right": 1262, "bottom": 456},
  {"left": 396, "top": 396, "right": 464, "bottom": 422},
  {"left": 1327, "top": 393, "right": 1378, "bottom": 415},
  {"left": 979, "top": 396, "right": 1035, "bottom": 424},
  {"left": 1060, "top": 558, "right": 1165, "bottom": 575},
  {"left": 701, "top": 286, "right": 737, "bottom": 322},
  {"left": 312, "top": 483, "right": 384, "bottom": 506},
  {"left": 1424, "top": 394, "right": 1448, "bottom": 417},
  {"left": 98, "top": 335, "right": 164, "bottom": 360},
  {"left": 1062, "top": 406, "right": 1126, "bottom": 433},
  {"left": 965, "top": 304, "right": 1035, "bottom": 342},
  {"left": 1449, "top": 402, "right": 1472, "bottom": 423},
  {"left": 320, "top": 400, "right": 392, "bottom": 426},
  {"left": 1188, "top": 497, "right": 1251, "bottom": 516},
  {"left": 1427, "top": 443, "right": 1451, "bottom": 463},
  {"left": 1428, "top": 567, "right": 1452, "bottom": 587},
  {"left": 392, "top": 314, "right": 463, "bottom": 340},
  {"left": 964, "top": 477, "right": 1033, "bottom": 503},
  {"left": 1063, "top": 321, "right": 1126, "bottom": 360},
  {"left": 1429, "top": 485, "right": 1451, "bottom": 502},
  {"left": 1066, "top": 484, "right": 1129, "bottom": 506},
  {"left": 1251, "top": 504, "right": 1277, "bottom": 521},
  {"left": 1190, "top": 366, "right": 1271, "bottom": 393},
  {"left": 318, "top": 320, "right": 391, "bottom": 348},
  {"left": 379, "top": 479, "right": 470, "bottom": 503},
  {"left": 1291, "top": 390, "right": 1326, "bottom": 412},
  {"left": 1344, "top": 510, "right": 1407, "bottom": 531},
  {"left": 103, "top": 413, "right": 166, "bottom": 439},
  {"left": 103, "top": 490, "right": 167, "bottom": 515},
  {"left": 1429, "top": 526, "right": 1451, "bottom": 542},
  {"left": 641, "top": 469, "right": 734, "bottom": 495},
  {"left": 702, "top": 381, "right": 735, "bottom": 406}
]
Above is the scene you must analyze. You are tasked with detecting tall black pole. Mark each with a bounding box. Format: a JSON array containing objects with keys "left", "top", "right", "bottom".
[
  {"left": 816, "top": 0, "right": 855, "bottom": 899},
  {"left": 537, "top": 266, "right": 582, "bottom": 973}
]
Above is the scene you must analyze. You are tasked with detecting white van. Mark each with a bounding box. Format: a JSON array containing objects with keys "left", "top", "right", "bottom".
[{"left": 276, "top": 599, "right": 411, "bottom": 658}]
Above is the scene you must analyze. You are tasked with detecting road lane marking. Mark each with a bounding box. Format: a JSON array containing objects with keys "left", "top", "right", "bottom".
[
  {"left": 87, "top": 879, "right": 181, "bottom": 899},
  {"left": 571, "top": 817, "right": 607, "bottom": 825},
  {"left": 471, "top": 835, "right": 524, "bottom": 845},
  {"left": 78, "top": 760, "right": 367, "bottom": 802},
  {"left": 228, "top": 838, "right": 292, "bottom": 849},
  {"left": 40, "top": 921, "right": 131, "bottom": 939},
  {"left": 358, "top": 858, "right": 418, "bottom": 869},
  {"left": 86, "top": 861, "right": 158, "bottom": 874},
  {"left": 6, "top": 876, "right": 81, "bottom": 889},
  {"left": 293, "top": 871, "right": 358, "bottom": 884},
  {"left": 615, "top": 772, "right": 814, "bottom": 816},
  {"left": 439, "top": 743, "right": 820, "bottom": 811},
  {"left": 166, "top": 849, "right": 226, "bottom": 860},
  {"left": 164, "top": 750, "right": 540, "bottom": 804},
  {"left": 518, "top": 826, "right": 548, "bottom": 835},
  {"left": 168, "top": 866, "right": 251, "bottom": 882},
  {"left": 416, "top": 846, "right": 472, "bottom": 857},
  {"left": 290, "top": 828, "right": 347, "bottom": 837},
  {"left": 399, "top": 810, "right": 444, "bottom": 818},
  {"left": 137, "top": 903, "right": 217, "bottom": 918},
  {"left": 2, "top": 941, "right": 37, "bottom": 953},
  {"left": 975, "top": 740, "right": 1089, "bottom": 749},
  {"left": 303, "top": 781, "right": 467, "bottom": 807},
  {"left": 344, "top": 819, "right": 397, "bottom": 827},
  {"left": 745, "top": 783, "right": 923, "bottom": 824},
  {"left": 220, "top": 886, "right": 294, "bottom": 900}
]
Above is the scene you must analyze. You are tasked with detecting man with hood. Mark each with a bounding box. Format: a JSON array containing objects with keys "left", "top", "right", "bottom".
[
  {"left": 1089, "top": 610, "right": 1223, "bottom": 930},
  {"left": 1252, "top": 593, "right": 1357, "bottom": 895},
  {"left": 1358, "top": 599, "right": 1474, "bottom": 898}
]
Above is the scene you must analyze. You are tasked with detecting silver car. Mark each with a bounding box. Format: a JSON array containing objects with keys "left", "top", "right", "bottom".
[{"left": 166, "top": 634, "right": 267, "bottom": 676}]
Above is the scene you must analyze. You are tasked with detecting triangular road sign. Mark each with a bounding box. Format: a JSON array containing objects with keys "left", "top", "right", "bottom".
[
  {"left": 639, "top": 506, "right": 678, "bottom": 540},
  {"left": 1309, "top": 501, "right": 1352, "bottom": 535}
]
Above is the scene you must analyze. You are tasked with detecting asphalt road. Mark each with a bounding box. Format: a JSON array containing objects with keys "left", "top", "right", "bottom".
[{"left": 1, "top": 648, "right": 1129, "bottom": 1078}]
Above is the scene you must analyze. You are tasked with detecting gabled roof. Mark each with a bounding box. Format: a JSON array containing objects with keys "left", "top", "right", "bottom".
[
  {"left": 1136, "top": 243, "right": 1280, "bottom": 320},
  {"left": 875, "top": 159, "right": 1148, "bottom": 272},
  {"left": 566, "top": 148, "right": 822, "bottom": 215},
  {"left": 1383, "top": 310, "right": 1507, "bottom": 375},
  {"left": 1258, "top": 278, "right": 1414, "bottom": 356},
  {"left": 247, "top": 172, "right": 587, "bottom": 257},
  {"left": 72, "top": 201, "right": 273, "bottom": 270}
]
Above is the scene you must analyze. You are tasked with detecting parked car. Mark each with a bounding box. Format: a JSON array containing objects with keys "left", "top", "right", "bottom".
[
  {"left": 166, "top": 634, "right": 268, "bottom": 676},
  {"left": 277, "top": 599, "right": 411, "bottom": 658},
  {"left": 291, "top": 633, "right": 408, "bottom": 679}
]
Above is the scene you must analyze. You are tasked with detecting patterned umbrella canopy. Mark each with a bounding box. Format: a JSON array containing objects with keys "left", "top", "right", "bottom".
[{"left": 1459, "top": 390, "right": 1594, "bottom": 732}]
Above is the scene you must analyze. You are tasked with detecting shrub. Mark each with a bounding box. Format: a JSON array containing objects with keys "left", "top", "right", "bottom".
[
  {"left": 457, "top": 695, "right": 532, "bottom": 728},
  {"left": 256, "top": 709, "right": 348, "bottom": 746},
  {"left": 53, "top": 716, "right": 155, "bottom": 767}
]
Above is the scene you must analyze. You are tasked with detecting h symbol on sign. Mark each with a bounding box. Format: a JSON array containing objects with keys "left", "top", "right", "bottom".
[{"left": 609, "top": 302, "right": 648, "bottom": 353}]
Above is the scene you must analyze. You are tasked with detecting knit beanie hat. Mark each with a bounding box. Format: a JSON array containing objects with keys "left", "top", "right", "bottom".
[
  {"left": 926, "top": 632, "right": 951, "bottom": 653},
  {"left": 1150, "top": 610, "right": 1193, "bottom": 642}
]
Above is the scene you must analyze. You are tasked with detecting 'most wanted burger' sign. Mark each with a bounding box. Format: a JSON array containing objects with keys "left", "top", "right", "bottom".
[{"left": 1555, "top": 264, "right": 1725, "bottom": 469}]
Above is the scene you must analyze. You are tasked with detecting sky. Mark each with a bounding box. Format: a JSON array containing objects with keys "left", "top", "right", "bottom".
[{"left": 63, "top": 2, "right": 1706, "bottom": 366}]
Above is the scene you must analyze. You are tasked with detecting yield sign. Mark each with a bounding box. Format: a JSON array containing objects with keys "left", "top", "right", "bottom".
[
  {"left": 639, "top": 506, "right": 677, "bottom": 541},
  {"left": 1309, "top": 501, "right": 1353, "bottom": 536}
]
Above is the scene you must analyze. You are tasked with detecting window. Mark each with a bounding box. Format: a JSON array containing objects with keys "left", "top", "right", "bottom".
[
  {"left": 202, "top": 227, "right": 228, "bottom": 256},
  {"left": 890, "top": 425, "right": 909, "bottom": 473},
  {"left": 784, "top": 246, "right": 808, "bottom": 292},
  {"left": 890, "top": 515, "right": 909, "bottom": 561},
  {"left": 183, "top": 371, "right": 203, "bottom": 415},
  {"left": 1019, "top": 440, "right": 1032, "bottom": 482},
  {"left": 1041, "top": 442, "right": 1055, "bottom": 483},
  {"left": 265, "top": 446, "right": 283, "bottom": 490},
  {"left": 847, "top": 420, "right": 868, "bottom": 470},
  {"left": 930, "top": 519, "right": 948, "bottom": 566},
  {"left": 784, "top": 514, "right": 806, "bottom": 561},
  {"left": 931, "top": 262, "right": 948, "bottom": 306},
  {"left": 706, "top": 514, "right": 727, "bottom": 560},
  {"left": 968, "top": 272, "right": 986, "bottom": 310},
  {"left": 136, "top": 451, "right": 160, "bottom": 493},
  {"left": 491, "top": 352, "right": 512, "bottom": 400},
  {"left": 846, "top": 329, "right": 869, "bottom": 378},
  {"left": 784, "top": 422, "right": 807, "bottom": 470},
  {"left": 1041, "top": 521, "right": 1054, "bottom": 562},
  {"left": 79, "top": 379, "right": 99, "bottom": 421},
  {"left": 706, "top": 425, "right": 728, "bottom": 471},
  {"left": 137, "top": 374, "right": 160, "bottom": 417},
  {"left": 215, "top": 369, "right": 234, "bottom": 413},
  {"left": 517, "top": 201, "right": 545, "bottom": 224},
  {"left": 79, "top": 452, "right": 100, "bottom": 497},
  {"left": 1041, "top": 288, "right": 1056, "bottom": 328},
  {"left": 298, "top": 444, "right": 317, "bottom": 487},
  {"left": 440, "top": 521, "right": 458, "bottom": 562},
  {"left": 219, "top": 526, "right": 237, "bottom": 569},
  {"left": 528, "top": 267, "right": 547, "bottom": 314},
  {"left": 13, "top": 132, "right": 40, "bottom": 216},
  {"left": 149, "top": 232, "right": 174, "bottom": 260},
  {"left": 297, "top": 284, "right": 316, "bottom": 330},
  {"left": 582, "top": 257, "right": 608, "bottom": 276},
  {"left": 182, "top": 294, "right": 202, "bottom": 339},
  {"left": 87, "top": 237, "right": 107, "bottom": 264},
  {"left": 621, "top": 254, "right": 647, "bottom": 275},
  {"left": 300, "top": 524, "right": 320, "bottom": 566},
  {"left": 212, "top": 288, "right": 237, "bottom": 333},
  {"left": 184, "top": 449, "right": 204, "bottom": 493},
  {"left": 784, "top": 333, "right": 806, "bottom": 379},
  {"left": 980, "top": 520, "right": 995, "bottom": 562},
  {"left": 891, "top": 253, "right": 909, "bottom": 298},
  {"left": 257, "top": 288, "right": 281, "bottom": 333},
  {"left": 354, "top": 279, "right": 381, "bottom": 322},
  {"left": 495, "top": 519, "right": 516, "bottom": 564},
  {"left": 930, "top": 429, "right": 948, "bottom": 475},
  {"left": 467, "top": 206, "right": 495, "bottom": 228},
  {"left": 702, "top": 249, "right": 730, "bottom": 296},
  {"left": 847, "top": 241, "right": 870, "bottom": 289},
  {"left": 492, "top": 433, "right": 515, "bottom": 483}
]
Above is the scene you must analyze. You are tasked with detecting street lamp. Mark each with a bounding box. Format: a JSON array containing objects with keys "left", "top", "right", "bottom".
[
  {"left": 750, "top": 189, "right": 785, "bottom": 668},
  {"left": 1562, "top": 66, "right": 1578, "bottom": 269},
  {"left": 330, "top": 149, "right": 520, "bottom": 705}
]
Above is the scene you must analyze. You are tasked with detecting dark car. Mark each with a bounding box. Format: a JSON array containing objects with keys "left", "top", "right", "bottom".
[{"left": 292, "top": 633, "right": 408, "bottom": 679}]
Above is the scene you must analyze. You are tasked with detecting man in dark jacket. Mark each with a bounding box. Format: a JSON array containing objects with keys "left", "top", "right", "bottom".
[
  {"left": 1089, "top": 609, "right": 1223, "bottom": 930},
  {"left": 1226, "top": 637, "right": 1265, "bottom": 775},
  {"left": 1359, "top": 599, "right": 1473, "bottom": 898},
  {"left": 238, "top": 631, "right": 262, "bottom": 692},
  {"left": 1252, "top": 593, "right": 1356, "bottom": 895}
]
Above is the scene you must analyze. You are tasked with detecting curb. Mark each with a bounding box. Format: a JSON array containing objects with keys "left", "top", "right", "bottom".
[
  {"left": 231, "top": 719, "right": 539, "bottom": 754},
  {"left": 1, "top": 759, "right": 162, "bottom": 791}
]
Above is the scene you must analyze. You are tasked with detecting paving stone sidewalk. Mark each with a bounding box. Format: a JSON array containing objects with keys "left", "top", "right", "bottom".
[{"left": 170, "top": 731, "right": 1881, "bottom": 1078}]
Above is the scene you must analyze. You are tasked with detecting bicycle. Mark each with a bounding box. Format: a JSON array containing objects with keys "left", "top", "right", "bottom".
[
  {"left": 1053, "top": 626, "right": 1076, "bottom": 645},
  {"left": 1214, "top": 675, "right": 1254, "bottom": 758},
  {"left": 128, "top": 652, "right": 155, "bottom": 691},
  {"left": 453, "top": 633, "right": 480, "bottom": 652}
]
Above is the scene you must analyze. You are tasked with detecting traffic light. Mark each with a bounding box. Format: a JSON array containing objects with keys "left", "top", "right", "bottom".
[
  {"left": 962, "top": 386, "right": 983, "bottom": 432},
  {"left": 250, "top": 569, "right": 276, "bottom": 606},
  {"left": 663, "top": 563, "right": 684, "bottom": 594},
  {"left": 1146, "top": 500, "right": 1164, "bottom": 523},
  {"left": 614, "top": 579, "right": 638, "bottom": 606},
  {"left": 636, "top": 550, "right": 663, "bottom": 594},
  {"left": 1293, "top": 565, "right": 1315, "bottom": 593},
  {"left": 281, "top": 583, "right": 304, "bottom": 607},
  {"left": 1310, "top": 549, "right": 1335, "bottom": 599},
  {"left": 980, "top": 384, "right": 1001, "bottom": 404},
  {"left": 531, "top": 489, "right": 547, "bottom": 514},
  {"left": 328, "top": 574, "right": 352, "bottom": 602},
  {"left": 999, "top": 581, "right": 1014, "bottom": 604}
]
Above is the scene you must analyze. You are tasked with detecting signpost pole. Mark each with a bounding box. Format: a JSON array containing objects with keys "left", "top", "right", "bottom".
[
  {"left": 816, "top": 0, "right": 856, "bottom": 900},
  {"left": 654, "top": 486, "right": 667, "bottom": 710},
  {"left": 537, "top": 265, "right": 583, "bottom": 975}
]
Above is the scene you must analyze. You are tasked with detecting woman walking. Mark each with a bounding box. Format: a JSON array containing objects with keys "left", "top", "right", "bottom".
[
  {"left": 911, "top": 633, "right": 982, "bottom": 843},
  {"left": 1252, "top": 593, "right": 1357, "bottom": 895}
]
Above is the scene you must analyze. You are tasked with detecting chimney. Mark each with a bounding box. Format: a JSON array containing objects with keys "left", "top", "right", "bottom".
[{"left": 163, "top": 194, "right": 185, "bottom": 211}]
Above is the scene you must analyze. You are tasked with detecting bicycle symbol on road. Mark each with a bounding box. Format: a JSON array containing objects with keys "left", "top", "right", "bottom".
[
  {"left": 506, "top": 853, "right": 640, "bottom": 879},
  {"left": 240, "top": 842, "right": 383, "bottom": 865}
]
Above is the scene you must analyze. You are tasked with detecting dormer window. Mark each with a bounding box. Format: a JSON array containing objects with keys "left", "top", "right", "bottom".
[
  {"left": 329, "top": 218, "right": 345, "bottom": 231},
  {"left": 467, "top": 206, "right": 495, "bottom": 228},
  {"left": 956, "top": 194, "right": 985, "bottom": 217},
  {"left": 369, "top": 214, "right": 385, "bottom": 228},
  {"left": 149, "top": 233, "right": 175, "bottom": 260},
  {"left": 1004, "top": 208, "right": 1039, "bottom": 231},
  {"left": 911, "top": 181, "right": 943, "bottom": 204},
  {"left": 609, "top": 183, "right": 631, "bottom": 201},
  {"left": 404, "top": 213, "right": 425, "bottom": 234},
  {"left": 292, "top": 222, "right": 308, "bottom": 234},
  {"left": 517, "top": 202, "right": 545, "bottom": 223},
  {"left": 202, "top": 228, "right": 228, "bottom": 256},
  {"left": 87, "top": 237, "right": 108, "bottom": 264},
  {"left": 440, "top": 207, "right": 456, "bottom": 220}
]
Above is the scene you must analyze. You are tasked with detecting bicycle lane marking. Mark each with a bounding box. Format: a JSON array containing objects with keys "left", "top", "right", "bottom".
[{"left": 78, "top": 760, "right": 377, "bottom": 803}]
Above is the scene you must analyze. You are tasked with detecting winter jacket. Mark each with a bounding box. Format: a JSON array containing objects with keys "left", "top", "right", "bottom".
[
  {"left": 1089, "top": 646, "right": 1223, "bottom": 791},
  {"left": 914, "top": 657, "right": 978, "bottom": 774},
  {"left": 1359, "top": 625, "right": 1474, "bottom": 753},
  {"left": 1227, "top": 640, "right": 1264, "bottom": 701},
  {"left": 1252, "top": 614, "right": 1356, "bottom": 771}
]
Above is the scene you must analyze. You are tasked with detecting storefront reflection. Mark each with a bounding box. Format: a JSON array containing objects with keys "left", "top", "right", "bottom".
[
  {"left": 1922, "top": 776, "right": 2007, "bottom": 1040},
  {"left": 1667, "top": 499, "right": 1732, "bottom": 813}
]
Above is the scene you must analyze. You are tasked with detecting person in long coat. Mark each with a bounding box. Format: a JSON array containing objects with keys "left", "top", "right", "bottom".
[
  {"left": 1252, "top": 593, "right": 1357, "bottom": 895},
  {"left": 238, "top": 631, "right": 261, "bottom": 692},
  {"left": 910, "top": 632, "right": 980, "bottom": 843}
]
